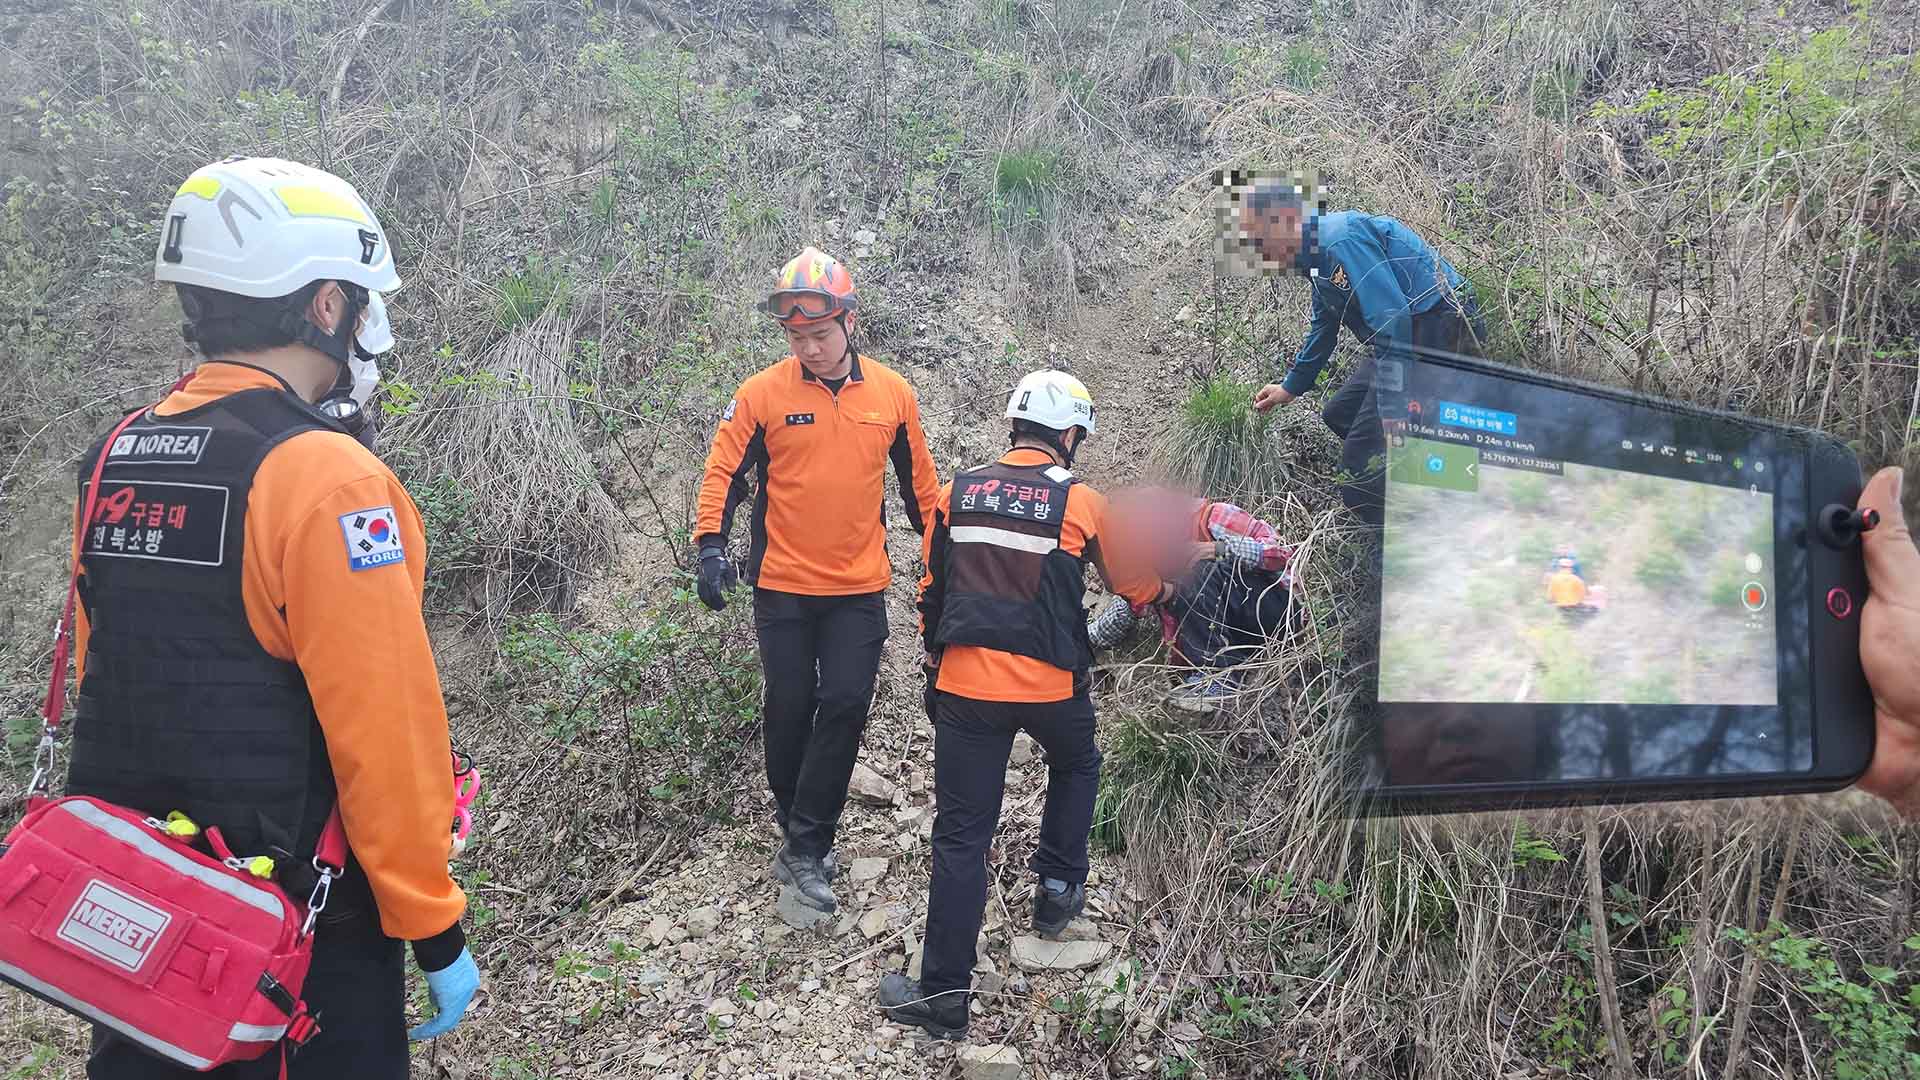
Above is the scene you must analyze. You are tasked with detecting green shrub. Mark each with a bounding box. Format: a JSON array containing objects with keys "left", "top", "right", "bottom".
[
  {"left": 1636, "top": 548, "right": 1687, "bottom": 591},
  {"left": 991, "top": 147, "right": 1064, "bottom": 233},
  {"left": 1507, "top": 474, "right": 1550, "bottom": 512},
  {"left": 495, "top": 260, "right": 570, "bottom": 330},
  {"left": 1154, "top": 373, "right": 1287, "bottom": 502}
]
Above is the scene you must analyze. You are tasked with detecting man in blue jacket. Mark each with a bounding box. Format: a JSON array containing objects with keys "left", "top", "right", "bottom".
[{"left": 1244, "top": 183, "right": 1485, "bottom": 527}]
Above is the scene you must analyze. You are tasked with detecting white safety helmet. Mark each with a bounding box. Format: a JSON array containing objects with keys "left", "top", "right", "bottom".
[
  {"left": 1006, "top": 369, "right": 1097, "bottom": 435},
  {"left": 155, "top": 157, "right": 401, "bottom": 298}
]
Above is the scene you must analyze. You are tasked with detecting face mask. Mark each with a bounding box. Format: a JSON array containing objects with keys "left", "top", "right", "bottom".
[{"left": 317, "top": 290, "right": 392, "bottom": 449}]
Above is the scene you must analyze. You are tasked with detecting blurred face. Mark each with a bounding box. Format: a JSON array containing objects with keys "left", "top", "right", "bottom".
[
  {"left": 1240, "top": 202, "right": 1304, "bottom": 265},
  {"left": 784, "top": 317, "right": 851, "bottom": 380}
]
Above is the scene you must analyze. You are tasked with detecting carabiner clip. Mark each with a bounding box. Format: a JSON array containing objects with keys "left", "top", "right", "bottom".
[
  {"left": 302, "top": 867, "right": 334, "bottom": 937},
  {"left": 26, "top": 730, "right": 57, "bottom": 797}
]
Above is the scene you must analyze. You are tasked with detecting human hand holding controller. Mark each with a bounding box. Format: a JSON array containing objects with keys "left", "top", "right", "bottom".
[{"left": 1854, "top": 466, "right": 1920, "bottom": 820}]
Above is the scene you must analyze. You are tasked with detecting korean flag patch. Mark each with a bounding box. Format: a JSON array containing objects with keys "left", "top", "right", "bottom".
[{"left": 339, "top": 506, "right": 405, "bottom": 571}]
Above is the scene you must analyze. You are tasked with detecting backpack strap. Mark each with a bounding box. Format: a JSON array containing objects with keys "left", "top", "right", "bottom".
[{"left": 31, "top": 405, "right": 151, "bottom": 794}]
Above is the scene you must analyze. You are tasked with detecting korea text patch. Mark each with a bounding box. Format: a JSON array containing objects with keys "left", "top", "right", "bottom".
[{"left": 339, "top": 506, "right": 405, "bottom": 571}]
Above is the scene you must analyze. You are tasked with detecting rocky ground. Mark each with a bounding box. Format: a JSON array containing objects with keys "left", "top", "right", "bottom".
[{"left": 401, "top": 203, "right": 1277, "bottom": 1080}]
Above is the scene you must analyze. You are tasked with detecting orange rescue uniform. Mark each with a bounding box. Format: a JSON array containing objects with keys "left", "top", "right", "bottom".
[
  {"left": 921, "top": 449, "right": 1165, "bottom": 703},
  {"left": 72, "top": 363, "right": 465, "bottom": 942},
  {"left": 1548, "top": 570, "right": 1588, "bottom": 608},
  {"left": 696, "top": 354, "right": 939, "bottom": 595}
]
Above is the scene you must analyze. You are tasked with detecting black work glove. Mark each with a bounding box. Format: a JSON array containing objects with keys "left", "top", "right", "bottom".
[
  {"left": 921, "top": 654, "right": 941, "bottom": 721},
  {"left": 696, "top": 545, "right": 737, "bottom": 611}
]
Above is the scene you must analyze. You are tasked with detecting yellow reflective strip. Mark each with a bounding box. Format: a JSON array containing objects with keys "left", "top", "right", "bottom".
[
  {"left": 176, "top": 176, "right": 221, "bottom": 200},
  {"left": 273, "top": 185, "right": 370, "bottom": 225}
]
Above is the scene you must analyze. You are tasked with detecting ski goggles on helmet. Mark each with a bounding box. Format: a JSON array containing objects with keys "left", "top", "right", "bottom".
[{"left": 758, "top": 288, "right": 856, "bottom": 325}]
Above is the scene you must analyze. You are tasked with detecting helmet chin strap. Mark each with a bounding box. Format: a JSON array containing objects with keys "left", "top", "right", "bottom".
[
  {"left": 302, "top": 283, "right": 370, "bottom": 438},
  {"left": 276, "top": 281, "right": 363, "bottom": 379}
]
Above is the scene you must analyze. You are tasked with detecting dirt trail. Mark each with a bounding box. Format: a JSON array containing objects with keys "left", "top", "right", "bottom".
[{"left": 484, "top": 256, "right": 1209, "bottom": 1080}]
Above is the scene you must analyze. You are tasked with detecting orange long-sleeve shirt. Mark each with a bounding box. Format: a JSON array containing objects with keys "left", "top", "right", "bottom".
[
  {"left": 920, "top": 449, "right": 1166, "bottom": 703},
  {"left": 72, "top": 363, "right": 465, "bottom": 942},
  {"left": 695, "top": 354, "right": 939, "bottom": 595}
]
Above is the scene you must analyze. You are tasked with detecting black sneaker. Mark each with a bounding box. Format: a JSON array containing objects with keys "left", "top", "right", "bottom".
[
  {"left": 1033, "top": 876, "right": 1085, "bottom": 938},
  {"left": 877, "top": 973, "right": 968, "bottom": 1040},
  {"left": 772, "top": 843, "right": 838, "bottom": 913}
]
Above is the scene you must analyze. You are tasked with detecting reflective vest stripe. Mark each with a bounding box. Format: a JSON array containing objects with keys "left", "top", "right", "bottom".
[{"left": 948, "top": 525, "right": 1060, "bottom": 554}]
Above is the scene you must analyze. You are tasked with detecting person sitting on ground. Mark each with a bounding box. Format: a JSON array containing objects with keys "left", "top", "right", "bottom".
[
  {"left": 1546, "top": 556, "right": 1588, "bottom": 609},
  {"left": 1088, "top": 485, "right": 1297, "bottom": 710}
]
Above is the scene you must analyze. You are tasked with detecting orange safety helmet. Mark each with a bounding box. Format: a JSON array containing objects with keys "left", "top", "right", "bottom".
[{"left": 760, "top": 246, "right": 859, "bottom": 329}]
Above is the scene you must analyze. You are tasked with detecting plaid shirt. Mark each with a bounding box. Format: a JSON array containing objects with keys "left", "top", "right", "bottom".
[
  {"left": 1203, "top": 502, "right": 1295, "bottom": 579},
  {"left": 1088, "top": 500, "right": 1296, "bottom": 650}
]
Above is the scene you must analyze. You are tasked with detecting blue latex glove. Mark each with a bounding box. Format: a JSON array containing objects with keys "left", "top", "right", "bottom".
[{"left": 408, "top": 948, "right": 479, "bottom": 1041}]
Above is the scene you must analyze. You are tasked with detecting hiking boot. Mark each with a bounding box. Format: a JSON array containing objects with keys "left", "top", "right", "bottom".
[
  {"left": 777, "top": 822, "right": 839, "bottom": 881},
  {"left": 772, "top": 843, "right": 838, "bottom": 913},
  {"left": 1033, "top": 876, "right": 1086, "bottom": 939},
  {"left": 876, "top": 973, "right": 968, "bottom": 1040}
]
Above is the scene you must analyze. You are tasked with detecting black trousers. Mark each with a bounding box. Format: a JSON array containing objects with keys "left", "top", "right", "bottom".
[
  {"left": 921, "top": 691, "right": 1100, "bottom": 996},
  {"left": 752, "top": 588, "right": 888, "bottom": 859},
  {"left": 1321, "top": 299, "right": 1487, "bottom": 528},
  {"left": 1168, "top": 561, "right": 1292, "bottom": 669},
  {"left": 87, "top": 914, "right": 405, "bottom": 1078}
]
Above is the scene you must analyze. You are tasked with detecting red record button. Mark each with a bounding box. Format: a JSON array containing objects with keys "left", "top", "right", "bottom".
[
  {"left": 1740, "top": 582, "right": 1767, "bottom": 613},
  {"left": 1826, "top": 587, "right": 1854, "bottom": 619}
]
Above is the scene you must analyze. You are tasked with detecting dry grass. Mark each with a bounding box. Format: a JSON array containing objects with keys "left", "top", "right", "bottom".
[
  {"left": 387, "top": 303, "right": 622, "bottom": 617},
  {"left": 1, "top": 0, "right": 1916, "bottom": 1075}
]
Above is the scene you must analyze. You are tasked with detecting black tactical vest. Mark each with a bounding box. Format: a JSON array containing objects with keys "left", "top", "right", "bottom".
[
  {"left": 931, "top": 459, "right": 1094, "bottom": 673},
  {"left": 67, "top": 384, "right": 360, "bottom": 907}
]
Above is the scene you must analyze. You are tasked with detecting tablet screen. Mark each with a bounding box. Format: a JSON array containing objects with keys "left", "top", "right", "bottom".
[{"left": 1364, "top": 354, "right": 1815, "bottom": 789}]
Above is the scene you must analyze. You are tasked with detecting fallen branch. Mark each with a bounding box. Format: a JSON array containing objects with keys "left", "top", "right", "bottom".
[
  {"left": 328, "top": 0, "right": 397, "bottom": 115},
  {"left": 1721, "top": 804, "right": 1807, "bottom": 1080},
  {"left": 1583, "top": 808, "right": 1634, "bottom": 1080}
]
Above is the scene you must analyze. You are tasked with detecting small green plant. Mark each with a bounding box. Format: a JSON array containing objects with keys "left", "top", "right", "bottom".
[
  {"left": 1536, "top": 969, "right": 1599, "bottom": 1069},
  {"left": 1511, "top": 821, "right": 1565, "bottom": 866},
  {"left": 1531, "top": 64, "right": 1585, "bottom": 121},
  {"left": 495, "top": 259, "right": 570, "bottom": 330},
  {"left": 1282, "top": 42, "right": 1330, "bottom": 90},
  {"left": 1650, "top": 984, "right": 1691, "bottom": 1065},
  {"left": 1310, "top": 878, "right": 1350, "bottom": 904},
  {"left": 5, "top": 1046, "right": 57, "bottom": 1079},
  {"left": 553, "top": 950, "right": 590, "bottom": 978},
  {"left": 1726, "top": 924, "right": 1920, "bottom": 1079},
  {"left": 1844, "top": 833, "right": 1897, "bottom": 876}
]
